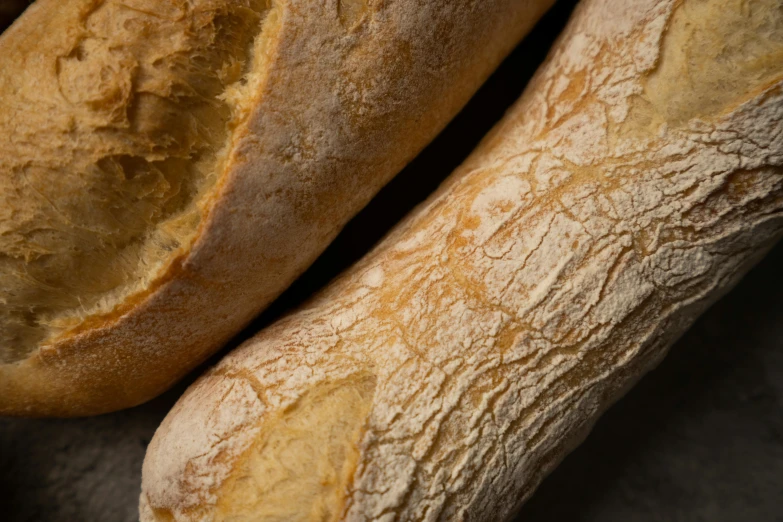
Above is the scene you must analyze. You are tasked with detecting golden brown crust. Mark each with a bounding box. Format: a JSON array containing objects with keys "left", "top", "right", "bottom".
[
  {"left": 141, "top": 0, "right": 783, "bottom": 519},
  {"left": 0, "top": 0, "right": 555, "bottom": 416},
  {"left": 0, "top": 0, "right": 269, "bottom": 361}
]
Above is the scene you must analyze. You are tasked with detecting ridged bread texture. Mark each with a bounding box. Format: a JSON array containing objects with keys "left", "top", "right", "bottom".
[
  {"left": 141, "top": 0, "right": 783, "bottom": 520},
  {"left": 0, "top": 0, "right": 555, "bottom": 416}
]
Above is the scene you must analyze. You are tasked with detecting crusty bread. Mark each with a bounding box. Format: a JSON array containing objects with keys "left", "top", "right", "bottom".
[
  {"left": 0, "top": 0, "right": 555, "bottom": 416},
  {"left": 140, "top": 0, "right": 783, "bottom": 520}
]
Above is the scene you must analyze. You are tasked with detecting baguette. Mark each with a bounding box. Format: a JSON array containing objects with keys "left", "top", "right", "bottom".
[
  {"left": 140, "top": 0, "right": 783, "bottom": 520},
  {"left": 0, "top": 0, "right": 555, "bottom": 416}
]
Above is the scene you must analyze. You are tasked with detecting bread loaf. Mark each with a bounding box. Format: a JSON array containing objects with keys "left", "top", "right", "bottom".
[
  {"left": 140, "top": 0, "right": 783, "bottom": 519},
  {"left": 0, "top": 0, "right": 555, "bottom": 416}
]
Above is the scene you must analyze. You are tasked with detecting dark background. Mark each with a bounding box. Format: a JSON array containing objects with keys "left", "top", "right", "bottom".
[{"left": 1, "top": 1, "right": 782, "bottom": 521}]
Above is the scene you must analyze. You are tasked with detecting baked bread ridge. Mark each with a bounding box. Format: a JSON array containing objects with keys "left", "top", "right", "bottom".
[
  {"left": 140, "top": 0, "right": 783, "bottom": 520},
  {"left": 0, "top": 0, "right": 556, "bottom": 416}
]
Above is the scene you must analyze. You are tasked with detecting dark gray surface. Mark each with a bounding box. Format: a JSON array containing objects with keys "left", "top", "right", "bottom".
[{"left": 1, "top": 1, "right": 782, "bottom": 520}]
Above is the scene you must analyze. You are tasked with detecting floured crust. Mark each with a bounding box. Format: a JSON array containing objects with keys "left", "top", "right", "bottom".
[
  {"left": 0, "top": 0, "right": 555, "bottom": 416},
  {"left": 141, "top": 0, "right": 783, "bottom": 520}
]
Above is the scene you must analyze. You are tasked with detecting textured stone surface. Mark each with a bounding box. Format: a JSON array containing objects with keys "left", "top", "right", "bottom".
[{"left": 1, "top": 1, "right": 781, "bottom": 520}]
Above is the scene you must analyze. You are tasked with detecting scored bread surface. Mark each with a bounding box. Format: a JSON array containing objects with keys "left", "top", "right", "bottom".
[
  {"left": 0, "top": 0, "right": 270, "bottom": 363},
  {"left": 0, "top": 0, "right": 555, "bottom": 416},
  {"left": 141, "top": 0, "right": 783, "bottom": 520}
]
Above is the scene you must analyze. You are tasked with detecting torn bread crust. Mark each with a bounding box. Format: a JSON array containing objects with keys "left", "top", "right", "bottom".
[
  {"left": 0, "top": 0, "right": 555, "bottom": 416},
  {"left": 141, "top": 0, "right": 783, "bottom": 520},
  {"left": 0, "top": 0, "right": 275, "bottom": 362}
]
